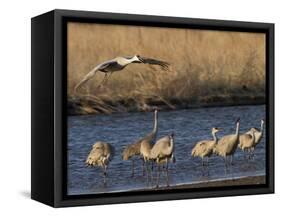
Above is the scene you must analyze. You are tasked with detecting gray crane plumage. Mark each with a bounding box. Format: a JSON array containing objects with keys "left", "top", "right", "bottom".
[
  {"left": 122, "top": 110, "right": 158, "bottom": 176},
  {"left": 245, "top": 119, "right": 264, "bottom": 147},
  {"left": 74, "top": 55, "right": 170, "bottom": 92},
  {"left": 85, "top": 141, "right": 115, "bottom": 183},
  {"left": 213, "top": 118, "right": 240, "bottom": 165},
  {"left": 149, "top": 133, "right": 175, "bottom": 187},
  {"left": 191, "top": 127, "right": 221, "bottom": 166},
  {"left": 239, "top": 119, "right": 264, "bottom": 158},
  {"left": 238, "top": 130, "right": 255, "bottom": 153}
]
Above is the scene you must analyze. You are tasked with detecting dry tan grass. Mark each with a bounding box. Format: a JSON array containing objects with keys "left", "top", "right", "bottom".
[{"left": 67, "top": 22, "right": 265, "bottom": 113}]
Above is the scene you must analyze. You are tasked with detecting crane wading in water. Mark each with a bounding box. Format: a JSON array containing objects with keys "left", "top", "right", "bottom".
[
  {"left": 122, "top": 110, "right": 158, "bottom": 177},
  {"left": 191, "top": 127, "right": 222, "bottom": 166},
  {"left": 245, "top": 119, "right": 265, "bottom": 151},
  {"left": 239, "top": 119, "right": 264, "bottom": 159},
  {"left": 213, "top": 118, "right": 240, "bottom": 166},
  {"left": 85, "top": 141, "right": 115, "bottom": 184},
  {"left": 149, "top": 133, "right": 175, "bottom": 187},
  {"left": 238, "top": 129, "right": 256, "bottom": 158},
  {"left": 74, "top": 55, "right": 170, "bottom": 92}
]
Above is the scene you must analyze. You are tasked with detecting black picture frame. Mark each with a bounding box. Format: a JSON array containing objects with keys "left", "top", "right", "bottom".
[{"left": 31, "top": 9, "right": 274, "bottom": 207}]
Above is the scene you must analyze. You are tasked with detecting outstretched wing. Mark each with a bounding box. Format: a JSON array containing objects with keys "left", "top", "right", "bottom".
[
  {"left": 139, "top": 56, "right": 170, "bottom": 70},
  {"left": 74, "top": 59, "right": 117, "bottom": 92}
]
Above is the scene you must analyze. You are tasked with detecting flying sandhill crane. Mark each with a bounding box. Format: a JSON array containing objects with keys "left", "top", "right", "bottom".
[
  {"left": 122, "top": 110, "right": 158, "bottom": 177},
  {"left": 149, "top": 133, "right": 175, "bottom": 187},
  {"left": 74, "top": 55, "right": 170, "bottom": 92},
  {"left": 86, "top": 141, "right": 115, "bottom": 184},
  {"left": 238, "top": 129, "right": 255, "bottom": 157},
  {"left": 191, "top": 127, "right": 221, "bottom": 166},
  {"left": 213, "top": 118, "right": 240, "bottom": 166}
]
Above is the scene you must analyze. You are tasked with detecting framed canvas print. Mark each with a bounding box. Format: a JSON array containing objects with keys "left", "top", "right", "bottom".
[{"left": 31, "top": 9, "right": 274, "bottom": 207}]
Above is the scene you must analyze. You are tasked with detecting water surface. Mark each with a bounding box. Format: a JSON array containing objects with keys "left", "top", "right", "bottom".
[{"left": 67, "top": 105, "right": 266, "bottom": 195}]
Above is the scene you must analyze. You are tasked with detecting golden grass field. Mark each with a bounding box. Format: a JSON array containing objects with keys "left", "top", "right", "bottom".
[{"left": 67, "top": 22, "right": 266, "bottom": 115}]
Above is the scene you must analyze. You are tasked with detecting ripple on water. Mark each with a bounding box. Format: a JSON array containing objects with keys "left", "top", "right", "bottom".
[{"left": 67, "top": 105, "right": 266, "bottom": 195}]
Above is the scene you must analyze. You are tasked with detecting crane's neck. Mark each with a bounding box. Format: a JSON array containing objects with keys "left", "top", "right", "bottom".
[
  {"left": 251, "top": 130, "right": 255, "bottom": 142},
  {"left": 212, "top": 131, "right": 218, "bottom": 143},
  {"left": 260, "top": 121, "right": 264, "bottom": 133},
  {"left": 168, "top": 137, "right": 174, "bottom": 154},
  {"left": 235, "top": 122, "right": 240, "bottom": 136},
  {"left": 152, "top": 111, "right": 158, "bottom": 137}
]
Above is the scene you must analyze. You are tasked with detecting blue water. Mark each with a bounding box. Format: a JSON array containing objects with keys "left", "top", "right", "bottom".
[{"left": 67, "top": 105, "right": 266, "bottom": 195}]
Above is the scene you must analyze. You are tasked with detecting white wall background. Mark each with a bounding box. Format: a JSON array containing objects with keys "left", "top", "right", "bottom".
[{"left": 0, "top": 0, "right": 279, "bottom": 215}]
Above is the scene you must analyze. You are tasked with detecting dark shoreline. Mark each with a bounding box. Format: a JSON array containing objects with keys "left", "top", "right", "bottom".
[
  {"left": 68, "top": 176, "right": 265, "bottom": 195},
  {"left": 131, "top": 175, "right": 266, "bottom": 192},
  {"left": 68, "top": 95, "right": 265, "bottom": 116}
]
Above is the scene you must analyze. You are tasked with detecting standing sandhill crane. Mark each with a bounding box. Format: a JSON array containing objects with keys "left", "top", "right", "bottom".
[
  {"left": 191, "top": 127, "right": 221, "bottom": 166},
  {"left": 74, "top": 55, "right": 170, "bottom": 92},
  {"left": 86, "top": 141, "right": 115, "bottom": 184},
  {"left": 239, "top": 119, "right": 264, "bottom": 159},
  {"left": 245, "top": 119, "right": 265, "bottom": 150},
  {"left": 140, "top": 140, "right": 153, "bottom": 176},
  {"left": 149, "top": 133, "right": 175, "bottom": 187},
  {"left": 238, "top": 130, "right": 255, "bottom": 157},
  {"left": 122, "top": 110, "right": 158, "bottom": 177},
  {"left": 122, "top": 142, "right": 141, "bottom": 177},
  {"left": 213, "top": 118, "right": 240, "bottom": 166}
]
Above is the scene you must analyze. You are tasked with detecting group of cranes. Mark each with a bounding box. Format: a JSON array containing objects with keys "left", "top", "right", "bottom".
[
  {"left": 86, "top": 110, "right": 175, "bottom": 187},
  {"left": 81, "top": 55, "right": 264, "bottom": 187},
  {"left": 239, "top": 119, "right": 264, "bottom": 156},
  {"left": 82, "top": 55, "right": 173, "bottom": 187},
  {"left": 192, "top": 118, "right": 264, "bottom": 166},
  {"left": 85, "top": 109, "right": 264, "bottom": 187}
]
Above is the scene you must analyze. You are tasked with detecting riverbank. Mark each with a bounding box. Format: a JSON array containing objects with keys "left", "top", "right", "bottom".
[
  {"left": 68, "top": 94, "right": 265, "bottom": 115},
  {"left": 132, "top": 175, "right": 266, "bottom": 192}
]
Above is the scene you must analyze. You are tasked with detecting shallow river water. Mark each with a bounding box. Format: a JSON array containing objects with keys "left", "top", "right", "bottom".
[{"left": 67, "top": 105, "right": 266, "bottom": 195}]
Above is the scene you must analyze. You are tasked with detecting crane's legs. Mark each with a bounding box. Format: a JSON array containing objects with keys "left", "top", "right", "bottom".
[
  {"left": 151, "top": 161, "right": 154, "bottom": 171},
  {"left": 105, "top": 72, "right": 113, "bottom": 83},
  {"left": 97, "top": 74, "right": 108, "bottom": 88},
  {"left": 97, "top": 72, "right": 113, "bottom": 88},
  {"left": 166, "top": 160, "right": 169, "bottom": 187},
  {"left": 230, "top": 155, "right": 234, "bottom": 165},
  {"left": 102, "top": 165, "right": 107, "bottom": 185},
  {"left": 201, "top": 157, "right": 210, "bottom": 167},
  {"left": 224, "top": 156, "right": 228, "bottom": 167},
  {"left": 131, "top": 159, "right": 135, "bottom": 177},
  {"left": 156, "top": 164, "right": 160, "bottom": 188},
  {"left": 243, "top": 149, "right": 248, "bottom": 160},
  {"left": 145, "top": 160, "right": 150, "bottom": 183},
  {"left": 224, "top": 156, "right": 228, "bottom": 175},
  {"left": 142, "top": 158, "right": 145, "bottom": 176},
  {"left": 251, "top": 148, "right": 255, "bottom": 160},
  {"left": 150, "top": 161, "right": 154, "bottom": 181}
]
